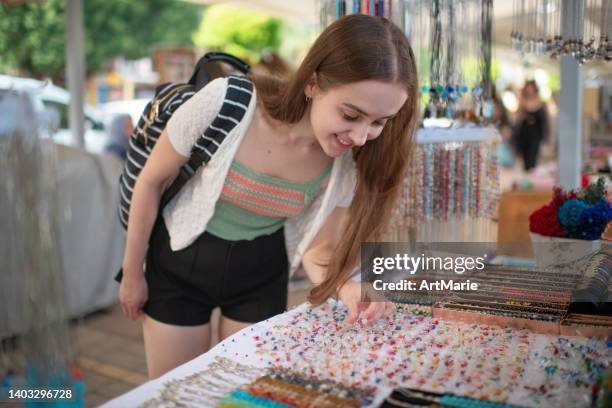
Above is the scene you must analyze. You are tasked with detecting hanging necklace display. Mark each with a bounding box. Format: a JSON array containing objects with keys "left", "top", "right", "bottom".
[
  {"left": 320, "top": 0, "right": 405, "bottom": 24},
  {"left": 320, "top": 1, "right": 496, "bottom": 122},
  {"left": 578, "top": 0, "right": 597, "bottom": 62},
  {"left": 428, "top": 0, "right": 442, "bottom": 118},
  {"left": 0, "top": 90, "right": 83, "bottom": 405},
  {"left": 598, "top": 0, "right": 611, "bottom": 61},
  {"left": 477, "top": 0, "right": 494, "bottom": 120},
  {"left": 385, "top": 128, "right": 500, "bottom": 243},
  {"left": 413, "top": 0, "right": 494, "bottom": 123},
  {"left": 318, "top": 2, "right": 500, "bottom": 243},
  {"left": 511, "top": 0, "right": 611, "bottom": 63}
]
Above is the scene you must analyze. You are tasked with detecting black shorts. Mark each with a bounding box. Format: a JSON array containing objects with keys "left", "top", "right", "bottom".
[{"left": 141, "top": 219, "right": 289, "bottom": 326}]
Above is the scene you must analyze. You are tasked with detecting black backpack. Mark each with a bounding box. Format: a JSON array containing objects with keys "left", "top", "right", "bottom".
[{"left": 117, "top": 52, "right": 251, "bottom": 230}]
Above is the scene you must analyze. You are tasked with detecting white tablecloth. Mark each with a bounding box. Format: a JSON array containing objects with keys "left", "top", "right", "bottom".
[
  {"left": 101, "top": 302, "right": 392, "bottom": 408},
  {"left": 101, "top": 300, "right": 610, "bottom": 408}
]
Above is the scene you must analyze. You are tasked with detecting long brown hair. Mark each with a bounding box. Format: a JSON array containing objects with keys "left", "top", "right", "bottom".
[{"left": 250, "top": 15, "right": 419, "bottom": 305}]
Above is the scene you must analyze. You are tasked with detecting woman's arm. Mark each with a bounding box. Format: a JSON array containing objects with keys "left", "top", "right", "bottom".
[
  {"left": 301, "top": 207, "right": 350, "bottom": 285},
  {"left": 302, "top": 207, "right": 395, "bottom": 325},
  {"left": 120, "top": 129, "right": 188, "bottom": 319},
  {"left": 540, "top": 104, "right": 551, "bottom": 143},
  {"left": 119, "top": 77, "right": 227, "bottom": 320},
  {"left": 122, "top": 129, "right": 188, "bottom": 273}
]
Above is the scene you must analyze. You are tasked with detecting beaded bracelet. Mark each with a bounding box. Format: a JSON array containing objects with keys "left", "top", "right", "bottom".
[
  {"left": 437, "top": 302, "right": 562, "bottom": 321},
  {"left": 248, "top": 376, "right": 360, "bottom": 408},
  {"left": 220, "top": 390, "right": 294, "bottom": 408},
  {"left": 268, "top": 366, "right": 367, "bottom": 395},
  {"left": 439, "top": 394, "right": 519, "bottom": 408},
  {"left": 383, "top": 395, "right": 435, "bottom": 407},
  {"left": 267, "top": 367, "right": 364, "bottom": 400},
  {"left": 250, "top": 377, "right": 311, "bottom": 407},
  {"left": 265, "top": 374, "right": 361, "bottom": 407},
  {"left": 447, "top": 294, "right": 565, "bottom": 311},
  {"left": 248, "top": 386, "right": 342, "bottom": 408},
  {"left": 449, "top": 300, "right": 563, "bottom": 315},
  {"left": 139, "top": 356, "right": 261, "bottom": 407},
  {"left": 386, "top": 388, "right": 520, "bottom": 408}
]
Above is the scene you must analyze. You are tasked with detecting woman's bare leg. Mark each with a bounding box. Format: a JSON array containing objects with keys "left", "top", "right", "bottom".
[
  {"left": 218, "top": 315, "right": 253, "bottom": 342},
  {"left": 142, "top": 315, "right": 211, "bottom": 379}
]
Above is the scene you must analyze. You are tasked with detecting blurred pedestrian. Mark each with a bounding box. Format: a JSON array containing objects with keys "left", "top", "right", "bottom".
[
  {"left": 513, "top": 80, "right": 550, "bottom": 171},
  {"left": 104, "top": 113, "right": 133, "bottom": 160}
]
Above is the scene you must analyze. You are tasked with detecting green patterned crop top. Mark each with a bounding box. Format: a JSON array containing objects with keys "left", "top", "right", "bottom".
[{"left": 205, "top": 159, "right": 332, "bottom": 241}]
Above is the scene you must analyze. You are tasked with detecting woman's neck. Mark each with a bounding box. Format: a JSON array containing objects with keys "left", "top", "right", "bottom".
[
  {"left": 257, "top": 103, "right": 320, "bottom": 151},
  {"left": 522, "top": 97, "right": 542, "bottom": 111}
]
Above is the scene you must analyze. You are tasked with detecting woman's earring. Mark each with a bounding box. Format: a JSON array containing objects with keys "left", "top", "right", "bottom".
[{"left": 305, "top": 96, "right": 311, "bottom": 103}]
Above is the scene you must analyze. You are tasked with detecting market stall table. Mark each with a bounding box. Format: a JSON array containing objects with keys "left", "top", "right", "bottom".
[{"left": 101, "top": 300, "right": 610, "bottom": 408}]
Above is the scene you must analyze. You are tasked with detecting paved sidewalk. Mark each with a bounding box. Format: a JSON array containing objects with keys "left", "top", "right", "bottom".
[{"left": 76, "top": 289, "right": 310, "bottom": 406}]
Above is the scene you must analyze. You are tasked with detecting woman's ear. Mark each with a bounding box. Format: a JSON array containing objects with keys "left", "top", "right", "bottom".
[{"left": 305, "top": 72, "right": 318, "bottom": 99}]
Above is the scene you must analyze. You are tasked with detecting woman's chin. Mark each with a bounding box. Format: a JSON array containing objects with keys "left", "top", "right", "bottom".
[
  {"left": 327, "top": 134, "right": 353, "bottom": 157},
  {"left": 323, "top": 145, "right": 345, "bottom": 158},
  {"left": 323, "top": 148, "right": 339, "bottom": 158}
]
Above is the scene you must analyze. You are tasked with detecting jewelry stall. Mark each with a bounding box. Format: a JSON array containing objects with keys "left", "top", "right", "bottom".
[{"left": 103, "top": 1, "right": 612, "bottom": 407}]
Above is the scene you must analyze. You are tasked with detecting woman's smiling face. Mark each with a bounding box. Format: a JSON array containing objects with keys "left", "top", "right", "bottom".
[{"left": 306, "top": 79, "right": 408, "bottom": 157}]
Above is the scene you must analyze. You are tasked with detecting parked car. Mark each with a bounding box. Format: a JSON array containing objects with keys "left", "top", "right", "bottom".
[{"left": 0, "top": 75, "right": 108, "bottom": 154}]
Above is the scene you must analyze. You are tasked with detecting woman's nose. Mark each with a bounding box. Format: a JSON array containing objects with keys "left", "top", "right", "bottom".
[{"left": 349, "top": 124, "right": 369, "bottom": 146}]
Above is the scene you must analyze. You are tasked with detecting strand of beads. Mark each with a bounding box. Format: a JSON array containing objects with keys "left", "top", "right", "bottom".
[{"left": 139, "top": 356, "right": 262, "bottom": 407}]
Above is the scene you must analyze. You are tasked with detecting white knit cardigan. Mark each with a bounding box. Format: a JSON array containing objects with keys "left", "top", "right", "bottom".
[{"left": 162, "top": 77, "right": 357, "bottom": 276}]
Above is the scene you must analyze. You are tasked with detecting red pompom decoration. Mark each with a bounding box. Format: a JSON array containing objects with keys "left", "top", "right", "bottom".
[{"left": 529, "top": 204, "right": 564, "bottom": 237}]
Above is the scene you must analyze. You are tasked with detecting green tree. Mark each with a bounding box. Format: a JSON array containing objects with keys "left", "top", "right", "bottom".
[
  {"left": 193, "top": 4, "right": 282, "bottom": 63},
  {"left": 0, "top": 0, "right": 205, "bottom": 80},
  {"left": 0, "top": 1, "right": 66, "bottom": 78}
]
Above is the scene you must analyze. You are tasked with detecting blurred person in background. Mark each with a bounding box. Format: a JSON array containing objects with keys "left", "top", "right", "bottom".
[
  {"left": 104, "top": 113, "right": 133, "bottom": 160},
  {"left": 512, "top": 80, "right": 550, "bottom": 171}
]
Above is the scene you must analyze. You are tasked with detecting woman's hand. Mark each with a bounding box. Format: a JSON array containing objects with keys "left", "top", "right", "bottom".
[
  {"left": 337, "top": 281, "right": 396, "bottom": 326},
  {"left": 119, "top": 269, "right": 148, "bottom": 320}
]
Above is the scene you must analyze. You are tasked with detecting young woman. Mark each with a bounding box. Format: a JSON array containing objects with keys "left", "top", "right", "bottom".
[
  {"left": 119, "top": 14, "right": 419, "bottom": 379},
  {"left": 513, "top": 80, "right": 550, "bottom": 171}
]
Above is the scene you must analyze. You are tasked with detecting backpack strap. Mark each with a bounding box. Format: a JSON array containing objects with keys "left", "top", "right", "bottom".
[
  {"left": 159, "top": 75, "right": 253, "bottom": 209},
  {"left": 189, "top": 52, "right": 250, "bottom": 91}
]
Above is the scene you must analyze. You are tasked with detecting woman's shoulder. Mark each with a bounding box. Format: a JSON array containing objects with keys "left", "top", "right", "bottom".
[
  {"left": 165, "top": 77, "right": 236, "bottom": 157},
  {"left": 175, "top": 77, "right": 228, "bottom": 116},
  {"left": 199, "top": 77, "right": 229, "bottom": 100}
]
